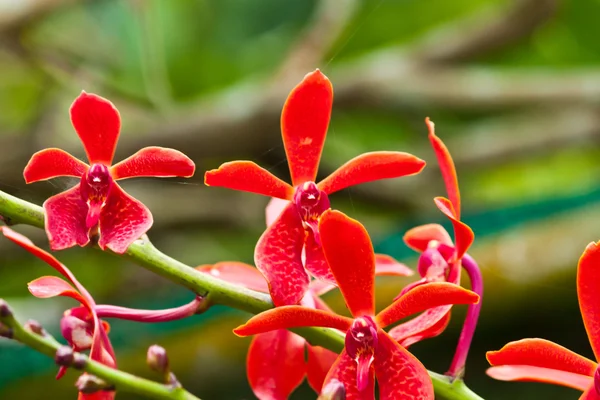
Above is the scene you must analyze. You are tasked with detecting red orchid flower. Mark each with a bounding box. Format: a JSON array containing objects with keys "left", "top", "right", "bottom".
[
  {"left": 232, "top": 210, "right": 479, "bottom": 399},
  {"left": 197, "top": 258, "right": 412, "bottom": 400},
  {"left": 23, "top": 92, "right": 195, "bottom": 254},
  {"left": 389, "top": 118, "right": 482, "bottom": 378},
  {"left": 0, "top": 226, "right": 116, "bottom": 400},
  {"left": 487, "top": 242, "right": 600, "bottom": 400},
  {"left": 205, "top": 69, "right": 425, "bottom": 306}
]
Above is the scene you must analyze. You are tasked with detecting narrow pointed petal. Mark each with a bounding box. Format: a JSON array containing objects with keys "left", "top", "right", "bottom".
[
  {"left": 426, "top": 118, "right": 460, "bottom": 218},
  {"left": 266, "top": 197, "right": 290, "bottom": 227},
  {"left": 24, "top": 148, "right": 88, "bottom": 183},
  {"left": 98, "top": 183, "right": 153, "bottom": 254},
  {"left": 403, "top": 223, "right": 453, "bottom": 252},
  {"left": 376, "top": 282, "right": 478, "bottom": 329},
  {"left": 389, "top": 306, "right": 452, "bottom": 347},
  {"left": 323, "top": 350, "right": 375, "bottom": 400},
  {"left": 196, "top": 262, "right": 268, "bottom": 293},
  {"left": 374, "top": 254, "right": 414, "bottom": 276},
  {"left": 70, "top": 92, "right": 120, "bottom": 165},
  {"left": 28, "top": 276, "right": 87, "bottom": 304},
  {"left": 578, "top": 242, "right": 600, "bottom": 360},
  {"left": 282, "top": 69, "right": 333, "bottom": 186},
  {"left": 233, "top": 306, "right": 353, "bottom": 336},
  {"left": 434, "top": 197, "right": 474, "bottom": 260},
  {"left": 94, "top": 297, "right": 201, "bottom": 322},
  {"left": 205, "top": 161, "right": 293, "bottom": 200},
  {"left": 487, "top": 339, "right": 596, "bottom": 376},
  {"left": 255, "top": 203, "right": 308, "bottom": 306},
  {"left": 486, "top": 365, "right": 593, "bottom": 392},
  {"left": 247, "top": 330, "right": 306, "bottom": 400},
  {"left": 319, "top": 210, "right": 375, "bottom": 317},
  {"left": 110, "top": 147, "right": 195, "bottom": 180},
  {"left": 307, "top": 345, "right": 339, "bottom": 393},
  {"left": 318, "top": 152, "right": 426, "bottom": 195},
  {"left": 581, "top": 387, "right": 600, "bottom": 400},
  {"left": 305, "top": 230, "right": 335, "bottom": 282},
  {"left": 375, "top": 331, "right": 434, "bottom": 399},
  {"left": 43, "top": 185, "right": 90, "bottom": 251}
]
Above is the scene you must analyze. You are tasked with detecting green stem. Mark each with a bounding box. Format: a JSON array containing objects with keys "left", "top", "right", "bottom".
[
  {"left": 0, "top": 309, "right": 199, "bottom": 400},
  {"left": 0, "top": 189, "right": 483, "bottom": 400}
]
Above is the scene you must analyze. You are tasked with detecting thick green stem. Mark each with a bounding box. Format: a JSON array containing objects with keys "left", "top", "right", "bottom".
[
  {"left": 0, "top": 189, "right": 483, "bottom": 400},
  {"left": 0, "top": 308, "right": 199, "bottom": 400}
]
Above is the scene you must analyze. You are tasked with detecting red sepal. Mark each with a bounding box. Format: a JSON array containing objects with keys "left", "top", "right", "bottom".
[
  {"left": 247, "top": 330, "right": 306, "bottom": 400},
  {"left": 305, "top": 230, "right": 335, "bottom": 283},
  {"left": 24, "top": 148, "right": 88, "bottom": 183},
  {"left": 486, "top": 365, "right": 593, "bottom": 392},
  {"left": 70, "top": 92, "right": 121, "bottom": 165},
  {"left": 97, "top": 183, "right": 153, "bottom": 254},
  {"left": 389, "top": 306, "right": 452, "bottom": 347},
  {"left": 281, "top": 69, "right": 333, "bottom": 186},
  {"left": 434, "top": 197, "right": 474, "bottom": 261},
  {"left": 43, "top": 185, "right": 90, "bottom": 251},
  {"left": 307, "top": 345, "right": 338, "bottom": 393},
  {"left": 374, "top": 254, "right": 414, "bottom": 276},
  {"left": 318, "top": 152, "right": 425, "bottom": 195},
  {"left": 205, "top": 161, "right": 293, "bottom": 200},
  {"left": 28, "top": 276, "right": 87, "bottom": 304},
  {"left": 111, "top": 147, "right": 195, "bottom": 180},
  {"left": 577, "top": 242, "right": 600, "bottom": 360},
  {"left": 255, "top": 203, "right": 308, "bottom": 306},
  {"left": 196, "top": 262, "right": 268, "bottom": 293},
  {"left": 403, "top": 224, "right": 453, "bottom": 253},
  {"left": 319, "top": 210, "right": 375, "bottom": 317}
]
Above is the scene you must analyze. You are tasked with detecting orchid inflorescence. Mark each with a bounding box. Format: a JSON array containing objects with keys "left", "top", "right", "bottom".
[{"left": 0, "top": 68, "right": 592, "bottom": 400}]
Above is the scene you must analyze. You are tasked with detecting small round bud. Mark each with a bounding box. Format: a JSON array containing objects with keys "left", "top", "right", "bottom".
[
  {"left": 318, "top": 379, "right": 346, "bottom": 400},
  {"left": 55, "top": 346, "right": 74, "bottom": 367},
  {"left": 0, "top": 322, "right": 13, "bottom": 339},
  {"left": 0, "top": 299, "right": 13, "bottom": 318},
  {"left": 147, "top": 344, "right": 169, "bottom": 374},
  {"left": 24, "top": 320, "right": 45, "bottom": 336},
  {"left": 76, "top": 374, "right": 114, "bottom": 394}
]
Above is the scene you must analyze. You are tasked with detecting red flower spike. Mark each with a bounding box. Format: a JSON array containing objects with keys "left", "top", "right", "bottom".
[
  {"left": 426, "top": 118, "right": 460, "bottom": 218},
  {"left": 255, "top": 203, "right": 309, "bottom": 306},
  {"left": 487, "top": 243, "right": 600, "bottom": 396},
  {"left": 318, "top": 210, "right": 375, "bottom": 317},
  {"left": 205, "top": 161, "right": 293, "bottom": 200},
  {"left": 247, "top": 330, "right": 306, "bottom": 400},
  {"left": 317, "top": 152, "right": 425, "bottom": 195},
  {"left": 24, "top": 92, "right": 195, "bottom": 253},
  {"left": 403, "top": 223, "right": 453, "bottom": 253},
  {"left": 281, "top": 69, "right": 333, "bottom": 186}
]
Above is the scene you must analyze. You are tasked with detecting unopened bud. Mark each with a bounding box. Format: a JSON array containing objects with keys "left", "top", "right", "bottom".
[
  {"left": 0, "top": 299, "right": 12, "bottom": 318},
  {"left": 55, "top": 346, "right": 74, "bottom": 367},
  {"left": 147, "top": 344, "right": 169, "bottom": 374},
  {"left": 76, "top": 374, "right": 114, "bottom": 394},
  {"left": 24, "top": 320, "right": 45, "bottom": 336},
  {"left": 0, "top": 322, "right": 12, "bottom": 338},
  {"left": 318, "top": 379, "right": 346, "bottom": 400}
]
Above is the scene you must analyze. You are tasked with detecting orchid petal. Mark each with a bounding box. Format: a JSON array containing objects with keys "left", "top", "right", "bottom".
[
  {"left": 323, "top": 350, "right": 375, "bottom": 400},
  {"left": 486, "top": 365, "right": 593, "bottom": 392},
  {"left": 247, "top": 330, "right": 306, "bottom": 400},
  {"left": 79, "top": 390, "right": 116, "bottom": 400},
  {"left": 581, "top": 387, "right": 600, "bottom": 400},
  {"left": 318, "top": 152, "right": 425, "bottom": 195},
  {"left": 196, "top": 262, "right": 268, "bottom": 293},
  {"left": 205, "top": 161, "right": 293, "bottom": 200},
  {"left": 403, "top": 223, "right": 453, "bottom": 253},
  {"left": 255, "top": 203, "right": 308, "bottom": 306},
  {"left": 434, "top": 197, "right": 474, "bottom": 261},
  {"left": 375, "top": 330, "right": 434, "bottom": 400},
  {"left": 305, "top": 230, "right": 335, "bottom": 283},
  {"left": 389, "top": 306, "right": 452, "bottom": 347},
  {"left": 319, "top": 210, "right": 375, "bottom": 317},
  {"left": 110, "top": 146, "right": 195, "bottom": 180},
  {"left": 281, "top": 69, "right": 333, "bottom": 186},
  {"left": 28, "top": 276, "right": 87, "bottom": 304},
  {"left": 23, "top": 148, "right": 88, "bottom": 183},
  {"left": 70, "top": 92, "right": 120, "bottom": 165},
  {"left": 307, "top": 345, "right": 339, "bottom": 393},
  {"left": 43, "top": 185, "right": 90, "bottom": 251},
  {"left": 374, "top": 254, "right": 414, "bottom": 276},
  {"left": 486, "top": 339, "right": 596, "bottom": 377},
  {"left": 577, "top": 241, "right": 600, "bottom": 360},
  {"left": 98, "top": 183, "right": 153, "bottom": 254},
  {"left": 309, "top": 280, "right": 337, "bottom": 298},
  {"left": 233, "top": 306, "right": 352, "bottom": 336},
  {"left": 426, "top": 118, "right": 460, "bottom": 218},
  {"left": 266, "top": 197, "right": 290, "bottom": 227},
  {"left": 376, "top": 282, "right": 478, "bottom": 329}
]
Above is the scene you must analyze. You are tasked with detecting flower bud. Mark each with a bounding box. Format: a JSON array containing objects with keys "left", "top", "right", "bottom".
[
  {"left": 76, "top": 374, "right": 113, "bottom": 394},
  {"left": 24, "top": 320, "right": 45, "bottom": 336},
  {"left": 55, "top": 346, "right": 74, "bottom": 367},
  {"left": 61, "top": 314, "right": 93, "bottom": 351},
  {"left": 318, "top": 379, "right": 346, "bottom": 400},
  {"left": 0, "top": 299, "right": 12, "bottom": 318},
  {"left": 0, "top": 322, "right": 12, "bottom": 338},
  {"left": 147, "top": 344, "right": 169, "bottom": 374}
]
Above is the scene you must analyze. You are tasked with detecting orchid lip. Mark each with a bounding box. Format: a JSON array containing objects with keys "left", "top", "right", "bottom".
[
  {"left": 293, "top": 181, "right": 330, "bottom": 223},
  {"left": 80, "top": 163, "right": 113, "bottom": 229},
  {"left": 345, "top": 316, "right": 378, "bottom": 391}
]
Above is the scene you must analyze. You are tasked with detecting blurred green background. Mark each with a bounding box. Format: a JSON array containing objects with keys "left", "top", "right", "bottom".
[{"left": 0, "top": 0, "right": 598, "bottom": 398}]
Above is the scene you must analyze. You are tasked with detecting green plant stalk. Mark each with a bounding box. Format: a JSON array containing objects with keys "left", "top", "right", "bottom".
[
  {"left": 0, "top": 189, "right": 484, "bottom": 400},
  {"left": 0, "top": 311, "right": 200, "bottom": 400}
]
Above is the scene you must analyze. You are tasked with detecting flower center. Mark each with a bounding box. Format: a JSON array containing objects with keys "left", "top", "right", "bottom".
[
  {"left": 292, "top": 182, "right": 330, "bottom": 244},
  {"left": 80, "top": 164, "right": 113, "bottom": 229},
  {"left": 61, "top": 307, "right": 94, "bottom": 351},
  {"left": 345, "top": 316, "right": 378, "bottom": 392}
]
